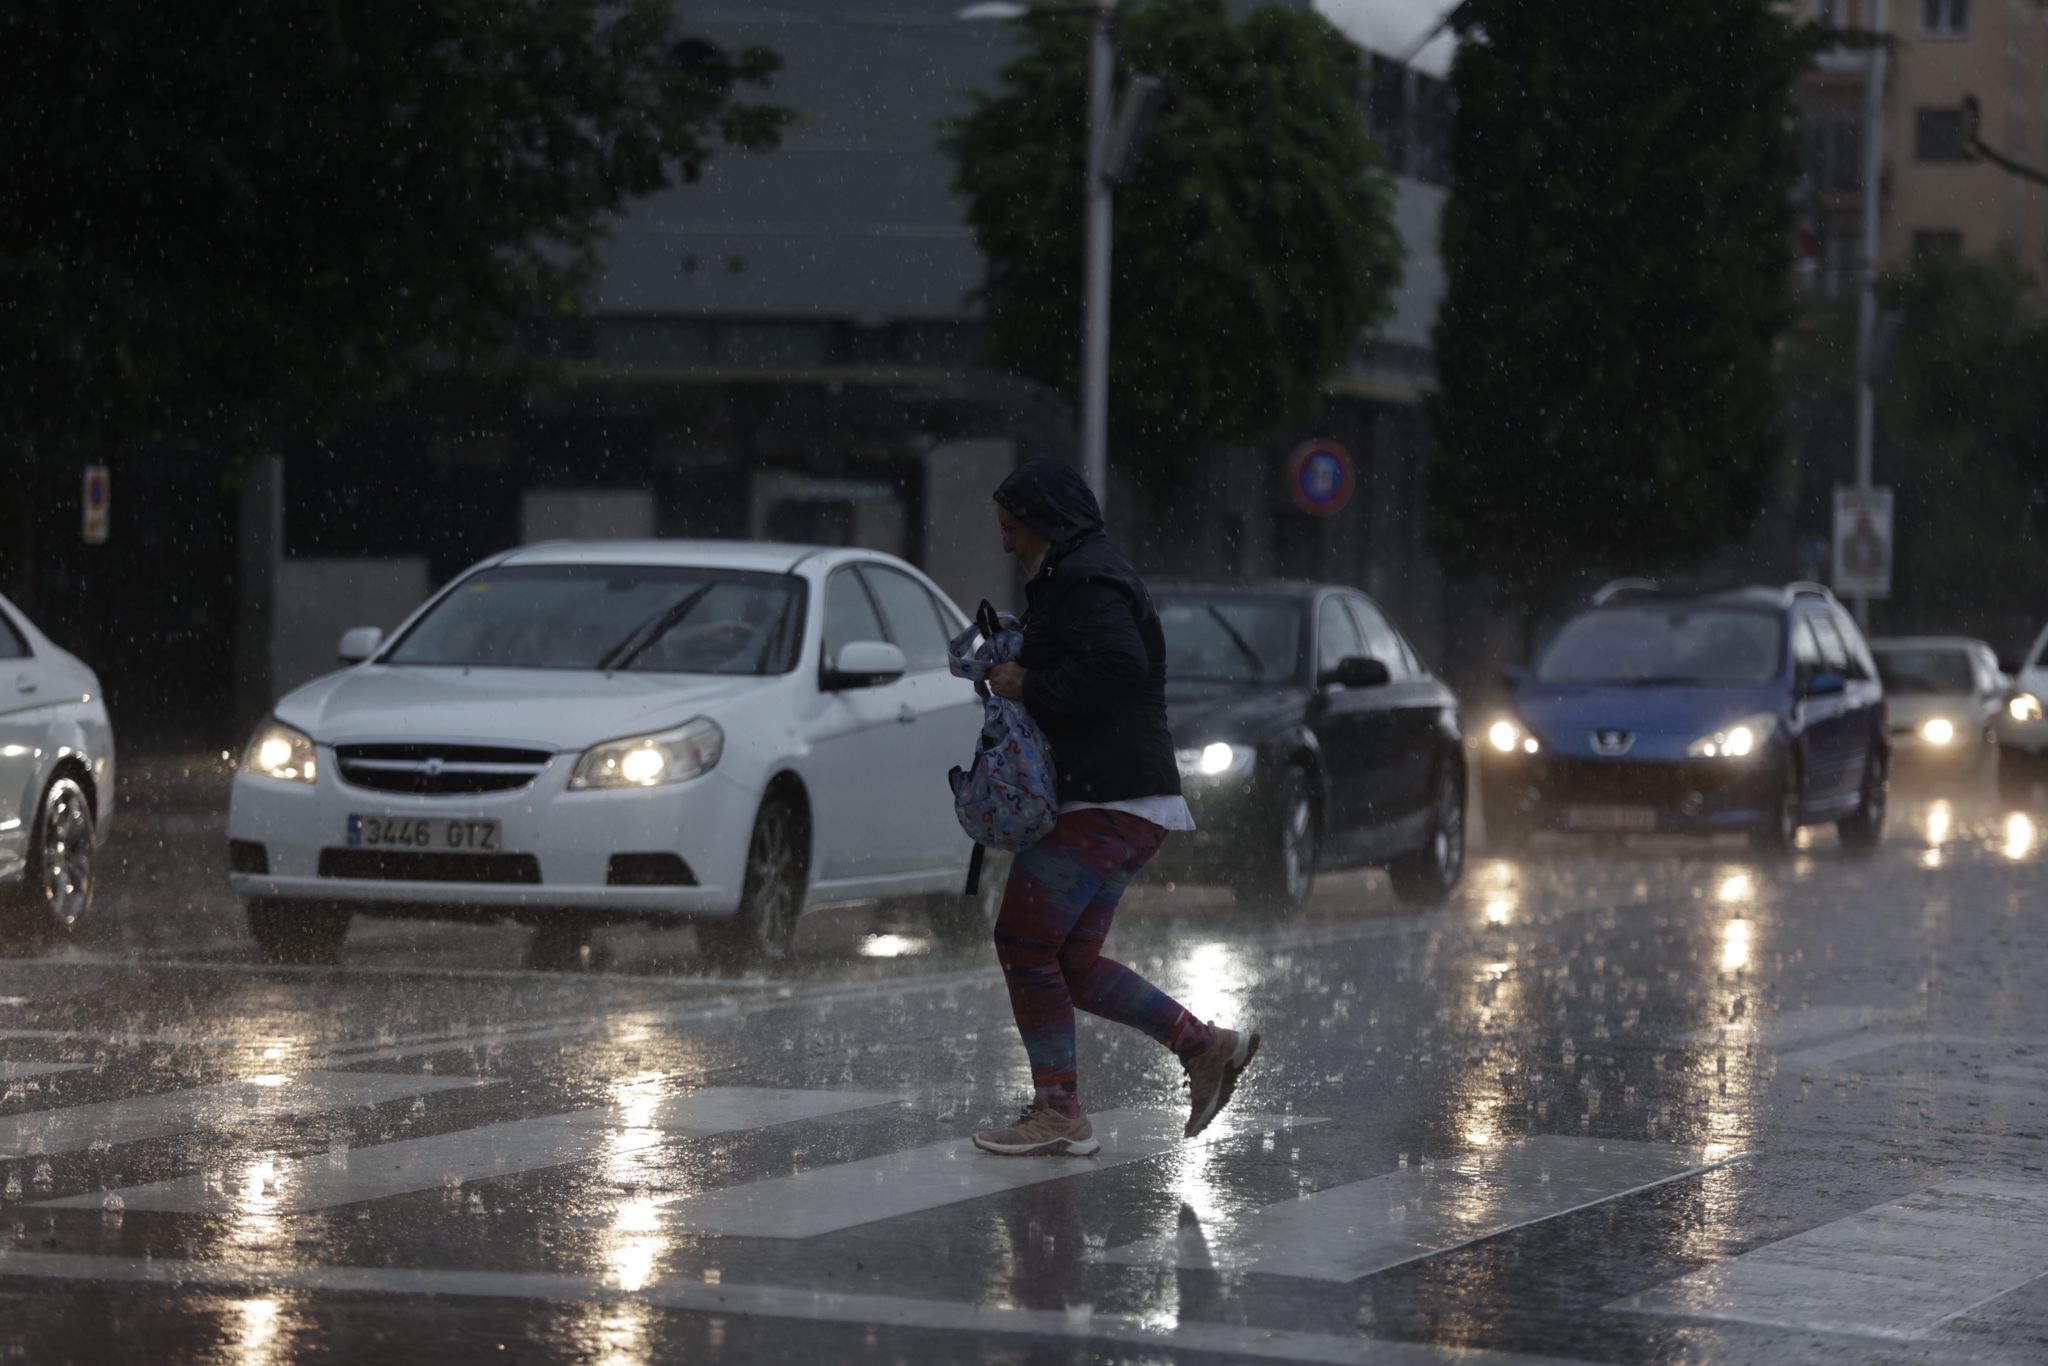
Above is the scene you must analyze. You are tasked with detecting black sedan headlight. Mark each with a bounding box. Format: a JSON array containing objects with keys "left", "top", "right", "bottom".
[{"left": 1176, "top": 742, "right": 1255, "bottom": 779}]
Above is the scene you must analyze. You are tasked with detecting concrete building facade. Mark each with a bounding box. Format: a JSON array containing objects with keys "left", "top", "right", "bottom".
[{"left": 1795, "top": 0, "right": 2048, "bottom": 291}]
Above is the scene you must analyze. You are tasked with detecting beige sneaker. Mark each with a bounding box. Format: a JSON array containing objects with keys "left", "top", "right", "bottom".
[
  {"left": 1183, "top": 1025, "right": 1260, "bottom": 1138},
  {"left": 973, "top": 1102, "right": 1100, "bottom": 1156}
]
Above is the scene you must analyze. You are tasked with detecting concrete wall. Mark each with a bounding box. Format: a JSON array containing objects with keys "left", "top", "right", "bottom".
[
  {"left": 921, "top": 439, "right": 1020, "bottom": 616},
  {"left": 522, "top": 489, "right": 657, "bottom": 543},
  {"left": 272, "top": 558, "right": 431, "bottom": 699}
]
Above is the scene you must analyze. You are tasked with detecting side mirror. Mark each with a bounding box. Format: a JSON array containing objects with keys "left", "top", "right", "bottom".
[
  {"left": 338, "top": 626, "right": 384, "bottom": 664},
  {"left": 1320, "top": 655, "right": 1391, "bottom": 690},
  {"left": 1805, "top": 671, "right": 1846, "bottom": 698},
  {"left": 824, "top": 640, "right": 908, "bottom": 690}
]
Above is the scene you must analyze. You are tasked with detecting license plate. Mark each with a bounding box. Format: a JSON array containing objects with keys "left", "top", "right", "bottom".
[
  {"left": 1563, "top": 805, "right": 1657, "bottom": 832},
  {"left": 346, "top": 815, "right": 501, "bottom": 852}
]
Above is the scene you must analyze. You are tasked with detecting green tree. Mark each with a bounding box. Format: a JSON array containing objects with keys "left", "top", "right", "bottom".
[
  {"left": 947, "top": 0, "right": 1403, "bottom": 506},
  {"left": 1875, "top": 249, "right": 2048, "bottom": 631},
  {"left": 1427, "top": 0, "right": 1826, "bottom": 603},
  {"left": 0, "top": 1, "right": 791, "bottom": 460}
]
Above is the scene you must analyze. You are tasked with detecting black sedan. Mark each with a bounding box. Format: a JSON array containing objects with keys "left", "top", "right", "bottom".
[{"left": 1152, "top": 581, "right": 1467, "bottom": 913}]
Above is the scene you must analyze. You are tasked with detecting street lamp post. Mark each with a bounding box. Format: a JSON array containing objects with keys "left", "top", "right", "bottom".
[
  {"left": 1081, "top": 2, "right": 1114, "bottom": 515},
  {"left": 1851, "top": 0, "right": 1888, "bottom": 625},
  {"left": 960, "top": 1, "right": 1118, "bottom": 514}
]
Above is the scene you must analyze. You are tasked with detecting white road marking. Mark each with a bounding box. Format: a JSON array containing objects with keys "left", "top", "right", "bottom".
[
  {"left": 0, "top": 1061, "right": 88, "bottom": 1081},
  {"left": 1613, "top": 1177, "right": 2048, "bottom": 1339},
  {"left": 0, "top": 1249, "right": 1585, "bottom": 1366},
  {"left": 0, "top": 1072, "right": 482, "bottom": 1160},
  {"left": 655, "top": 1109, "right": 1320, "bottom": 1240},
  {"left": 1099, "top": 1136, "right": 1740, "bottom": 1282},
  {"left": 43, "top": 1088, "right": 900, "bottom": 1214}
]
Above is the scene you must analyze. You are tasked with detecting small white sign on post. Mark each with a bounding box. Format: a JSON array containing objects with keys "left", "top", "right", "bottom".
[
  {"left": 82, "top": 465, "right": 111, "bottom": 546},
  {"left": 1832, "top": 485, "right": 1893, "bottom": 599}
]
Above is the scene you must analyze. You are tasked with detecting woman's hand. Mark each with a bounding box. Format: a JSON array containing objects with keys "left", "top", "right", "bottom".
[{"left": 987, "top": 662, "right": 1028, "bottom": 701}]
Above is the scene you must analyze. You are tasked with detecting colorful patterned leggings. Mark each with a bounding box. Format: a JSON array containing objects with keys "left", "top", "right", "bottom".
[{"left": 993, "top": 808, "right": 1213, "bottom": 1116}]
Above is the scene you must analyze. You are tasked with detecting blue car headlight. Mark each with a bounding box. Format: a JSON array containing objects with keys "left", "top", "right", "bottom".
[
  {"left": 1486, "top": 718, "right": 1540, "bottom": 755},
  {"left": 1686, "top": 714, "right": 1777, "bottom": 759}
]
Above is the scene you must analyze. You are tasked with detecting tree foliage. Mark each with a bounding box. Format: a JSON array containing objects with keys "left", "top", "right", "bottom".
[
  {"left": 1427, "top": 0, "right": 1826, "bottom": 600},
  {"left": 0, "top": 1, "right": 791, "bottom": 458},
  {"left": 947, "top": 0, "right": 1402, "bottom": 498},
  {"left": 1876, "top": 250, "right": 2048, "bottom": 629}
]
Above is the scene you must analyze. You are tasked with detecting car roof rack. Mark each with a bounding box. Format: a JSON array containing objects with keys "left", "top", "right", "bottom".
[
  {"left": 1593, "top": 578, "right": 1841, "bottom": 610},
  {"left": 1590, "top": 578, "right": 1660, "bottom": 605}
]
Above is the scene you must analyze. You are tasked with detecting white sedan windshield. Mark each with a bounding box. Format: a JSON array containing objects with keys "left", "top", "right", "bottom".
[{"left": 387, "top": 565, "right": 804, "bottom": 674}]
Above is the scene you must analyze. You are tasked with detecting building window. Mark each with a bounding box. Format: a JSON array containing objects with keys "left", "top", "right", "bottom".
[
  {"left": 1915, "top": 108, "right": 1968, "bottom": 162},
  {"left": 1912, "top": 229, "right": 1963, "bottom": 260},
  {"left": 1806, "top": 119, "right": 1864, "bottom": 190},
  {"left": 1367, "top": 55, "right": 1408, "bottom": 174},
  {"left": 1920, "top": 0, "right": 1970, "bottom": 38},
  {"left": 1365, "top": 55, "right": 1453, "bottom": 188}
]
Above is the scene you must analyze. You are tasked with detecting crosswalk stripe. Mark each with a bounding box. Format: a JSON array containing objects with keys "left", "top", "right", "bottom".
[
  {"left": 0, "top": 1061, "right": 87, "bottom": 1081},
  {"left": 0, "top": 1248, "right": 1588, "bottom": 1366},
  {"left": 1612, "top": 1177, "right": 2048, "bottom": 1338},
  {"left": 0, "top": 1072, "right": 482, "bottom": 1160},
  {"left": 655, "top": 1109, "right": 1319, "bottom": 1240},
  {"left": 1100, "top": 1136, "right": 1739, "bottom": 1282},
  {"left": 42, "top": 1087, "right": 900, "bottom": 1214}
]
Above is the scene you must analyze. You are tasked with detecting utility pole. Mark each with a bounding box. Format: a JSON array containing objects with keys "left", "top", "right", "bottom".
[
  {"left": 1081, "top": 0, "right": 1114, "bottom": 515},
  {"left": 1851, "top": 0, "right": 1888, "bottom": 625}
]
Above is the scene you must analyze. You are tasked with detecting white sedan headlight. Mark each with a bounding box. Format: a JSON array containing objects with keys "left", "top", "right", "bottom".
[
  {"left": 1176, "top": 742, "right": 1254, "bottom": 779},
  {"left": 569, "top": 719, "right": 724, "bottom": 790},
  {"left": 1920, "top": 718, "right": 1956, "bottom": 745},
  {"left": 2011, "top": 693, "right": 2043, "bottom": 723},
  {"left": 1486, "top": 719, "right": 1540, "bottom": 755},
  {"left": 1686, "top": 714, "right": 1777, "bottom": 759},
  {"left": 244, "top": 720, "right": 318, "bottom": 785}
]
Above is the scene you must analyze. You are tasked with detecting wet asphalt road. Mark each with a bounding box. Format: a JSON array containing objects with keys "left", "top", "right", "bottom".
[{"left": 2, "top": 755, "right": 2047, "bottom": 1364}]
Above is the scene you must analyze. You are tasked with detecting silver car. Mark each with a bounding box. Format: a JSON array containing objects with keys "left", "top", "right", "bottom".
[
  {"left": 0, "top": 594, "right": 116, "bottom": 939},
  {"left": 1995, "top": 623, "right": 2048, "bottom": 802},
  {"left": 1869, "top": 636, "right": 2006, "bottom": 774}
]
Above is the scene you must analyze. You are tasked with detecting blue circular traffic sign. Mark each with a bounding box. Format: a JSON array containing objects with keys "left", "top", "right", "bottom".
[{"left": 1290, "top": 441, "right": 1354, "bottom": 516}]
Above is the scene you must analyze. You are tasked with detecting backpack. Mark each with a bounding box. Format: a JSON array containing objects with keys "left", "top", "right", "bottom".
[{"left": 947, "top": 600, "right": 1059, "bottom": 874}]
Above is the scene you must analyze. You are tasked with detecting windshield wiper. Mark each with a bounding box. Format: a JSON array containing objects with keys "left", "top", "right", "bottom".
[
  {"left": 597, "top": 583, "right": 716, "bottom": 672},
  {"left": 1205, "top": 606, "right": 1265, "bottom": 682}
]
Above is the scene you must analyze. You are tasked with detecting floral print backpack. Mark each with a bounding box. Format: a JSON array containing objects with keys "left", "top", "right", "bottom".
[{"left": 947, "top": 601, "right": 1060, "bottom": 867}]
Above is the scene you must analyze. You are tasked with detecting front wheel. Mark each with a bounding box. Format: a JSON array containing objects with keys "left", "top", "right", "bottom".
[
  {"left": 1750, "top": 758, "right": 1802, "bottom": 856},
  {"left": 1836, "top": 749, "right": 1887, "bottom": 854},
  {"left": 700, "top": 794, "right": 808, "bottom": 963},
  {"left": 7, "top": 775, "right": 96, "bottom": 944},
  {"left": 1389, "top": 766, "right": 1467, "bottom": 906},
  {"left": 1232, "top": 767, "right": 1317, "bottom": 916},
  {"left": 246, "top": 899, "right": 352, "bottom": 964}
]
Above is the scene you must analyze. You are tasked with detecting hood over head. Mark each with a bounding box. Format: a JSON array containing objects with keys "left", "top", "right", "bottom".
[{"left": 993, "top": 459, "right": 1104, "bottom": 547}]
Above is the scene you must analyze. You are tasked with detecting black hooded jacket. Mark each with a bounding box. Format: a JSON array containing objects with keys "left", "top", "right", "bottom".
[{"left": 993, "top": 459, "right": 1182, "bottom": 806}]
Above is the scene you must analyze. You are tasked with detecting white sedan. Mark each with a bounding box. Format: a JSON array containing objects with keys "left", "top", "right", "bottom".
[
  {"left": 228, "top": 542, "right": 988, "bottom": 962},
  {"left": 0, "top": 594, "right": 115, "bottom": 939},
  {"left": 1869, "top": 636, "right": 2006, "bottom": 769},
  {"left": 1996, "top": 621, "right": 2048, "bottom": 802}
]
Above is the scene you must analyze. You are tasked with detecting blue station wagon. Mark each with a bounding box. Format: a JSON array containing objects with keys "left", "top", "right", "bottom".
[{"left": 1480, "top": 583, "right": 1890, "bottom": 853}]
